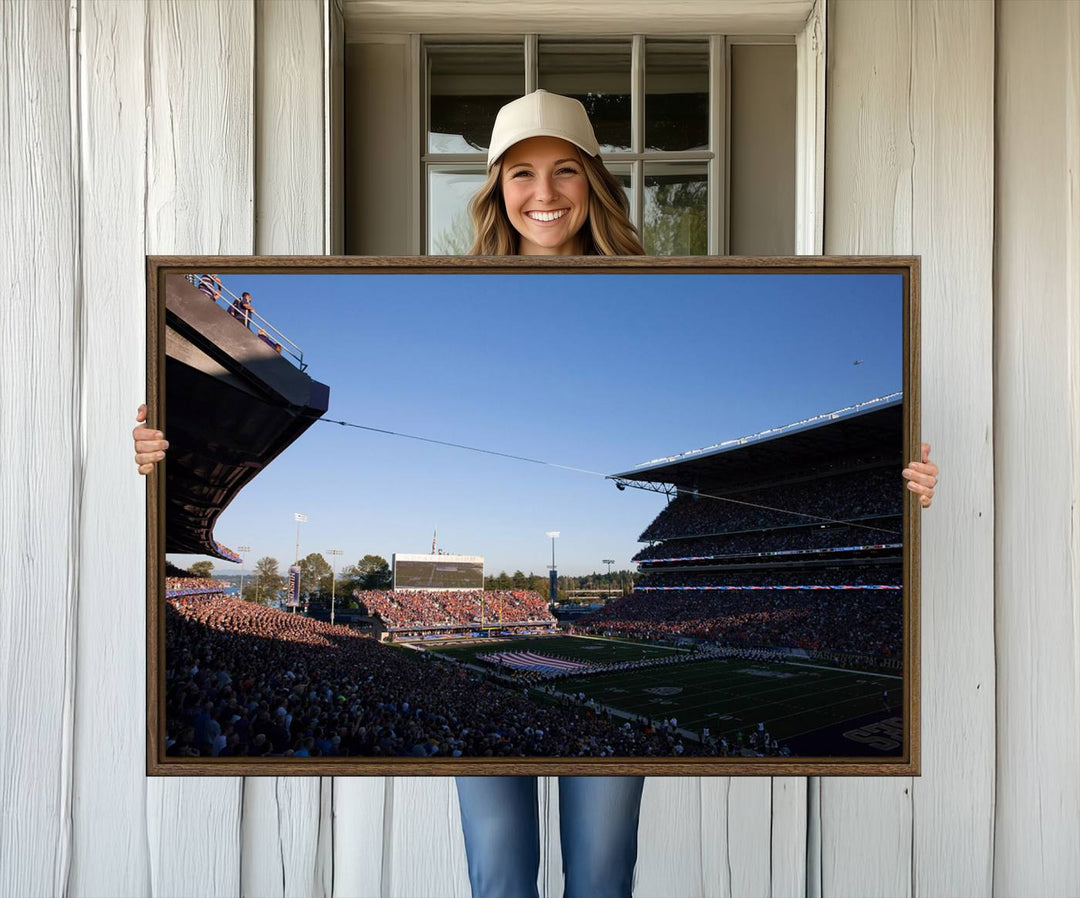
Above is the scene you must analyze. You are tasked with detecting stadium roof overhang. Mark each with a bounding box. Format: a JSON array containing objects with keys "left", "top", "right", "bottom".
[
  {"left": 609, "top": 398, "right": 903, "bottom": 492},
  {"left": 164, "top": 276, "right": 330, "bottom": 560}
]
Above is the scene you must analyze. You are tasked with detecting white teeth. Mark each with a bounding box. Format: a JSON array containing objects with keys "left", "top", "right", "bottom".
[{"left": 527, "top": 209, "right": 567, "bottom": 222}]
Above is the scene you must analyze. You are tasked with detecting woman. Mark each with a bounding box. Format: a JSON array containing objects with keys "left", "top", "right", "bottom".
[
  {"left": 453, "top": 91, "right": 649, "bottom": 898},
  {"left": 133, "top": 90, "right": 939, "bottom": 898}
]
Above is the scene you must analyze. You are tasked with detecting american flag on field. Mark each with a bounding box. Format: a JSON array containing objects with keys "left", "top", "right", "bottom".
[{"left": 481, "top": 651, "right": 592, "bottom": 677}]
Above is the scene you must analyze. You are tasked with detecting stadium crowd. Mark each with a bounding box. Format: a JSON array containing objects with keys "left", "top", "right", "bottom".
[
  {"left": 635, "top": 565, "right": 902, "bottom": 589},
  {"left": 583, "top": 586, "right": 901, "bottom": 656},
  {"left": 354, "top": 589, "right": 554, "bottom": 630},
  {"left": 641, "top": 467, "right": 901, "bottom": 541},
  {"left": 166, "top": 577, "right": 230, "bottom": 601},
  {"left": 633, "top": 522, "right": 901, "bottom": 563},
  {"left": 164, "top": 583, "right": 700, "bottom": 759}
]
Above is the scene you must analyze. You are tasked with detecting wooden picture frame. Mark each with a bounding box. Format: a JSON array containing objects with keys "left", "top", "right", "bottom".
[{"left": 146, "top": 255, "right": 921, "bottom": 776}]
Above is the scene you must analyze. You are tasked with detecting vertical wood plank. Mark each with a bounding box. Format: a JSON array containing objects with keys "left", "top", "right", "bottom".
[
  {"left": 69, "top": 1, "right": 152, "bottom": 895},
  {"left": 827, "top": 2, "right": 998, "bottom": 896},
  {"left": 727, "top": 779, "right": 774, "bottom": 895},
  {"left": 635, "top": 778, "right": 705, "bottom": 898},
  {"left": 909, "top": 2, "right": 995, "bottom": 896},
  {"left": 242, "top": 778, "right": 327, "bottom": 898},
  {"left": 333, "top": 778, "right": 386, "bottom": 897},
  {"left": 699, "top": 779, "right": 732, "bottom": 898},
  {"left": 255, "top": 0, "right": 325, "bottom": 256},
  {"left": 0, "top": 1, "right": 77, "bottom": 895},
  {"left": 698, "top": 778, "right": 775, "bottom": 897},
  {"left": 823, "top": 3, "right": 915, "bottom": 894},
  {"left": 144, "top": 2, "right": 254, "bottom": 893},
  {"left": 145, "top": 0, "right": 255, "bottom": 257},
  {"left": 539, "top": 776, "right": 561, "bottom": 898},
  {"left": 994, "top": 1, "right": 1080, "bottom": 893},
  {"left": 385, "top": 777, "right": 471, "bottom": 898},
  {"left": 243, "top": 3, "right": 331, "bottom": 896},
  {"left": 771, "top": 777, "right": 808, "bottom": 898}
]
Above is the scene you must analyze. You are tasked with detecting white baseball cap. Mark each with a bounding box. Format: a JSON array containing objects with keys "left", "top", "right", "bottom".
[{"left": 486, "top": 90, "right": 601, "bottom": 169}]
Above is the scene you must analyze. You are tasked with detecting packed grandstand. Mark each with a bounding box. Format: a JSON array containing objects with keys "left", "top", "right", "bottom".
[
  {"left": 587, "top": 395, "right": 905, "bottom": 673},
  {"left": 164, "top": 578, "right": 706, "bottom": 759},
  {"left": 353, "top": 588, "right": 556, "bottom": 636}
]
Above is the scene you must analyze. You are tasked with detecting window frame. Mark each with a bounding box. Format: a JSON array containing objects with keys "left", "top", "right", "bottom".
[{"left": 416, "top": 18, "right": 822, "bottom": 256}]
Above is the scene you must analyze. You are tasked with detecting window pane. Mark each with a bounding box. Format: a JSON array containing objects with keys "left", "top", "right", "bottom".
[
  {"left": 428, "top": 167, "right": 487, "bottom": 254},
  {"left": 645, "top": 40, "right": 709, "bottom": 152},
  {"left": 538, "top": 40, "right": 631, "bottom": 153},
  {"left": 604, "top": 163, "right": 634, "bottom": 221},
  {"left": 428, "top": 44, "right": 524, "bottom": 154},
  {"left": 643, "top": 163, "right": 707, "bottom": 255}
]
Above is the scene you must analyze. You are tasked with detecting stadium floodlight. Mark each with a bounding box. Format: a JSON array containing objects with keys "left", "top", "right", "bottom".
[
  {"left": 237, "top": 545, "right": 251, "bottom": 600},
  {"left": 293, "top": 513, "right": 307, "bottom": 566},
  {"left": 545, "top": 532, "right": 560, "bottom": 567},
  {"left": 545, "top": 532, "right": 560, "bottom": 605},
  {"left": 327, "top": 548, "right": 344, "bottom": 626},
  {"left": 291, "top": 513, "right": 308, "bottom": 611}
]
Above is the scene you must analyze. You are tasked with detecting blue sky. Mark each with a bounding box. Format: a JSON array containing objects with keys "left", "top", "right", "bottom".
[{"left": 169, "top": 272, "right": 903, "bottom": 578}]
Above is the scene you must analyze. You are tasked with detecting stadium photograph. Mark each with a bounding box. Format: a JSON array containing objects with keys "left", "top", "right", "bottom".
[{"left": 150, "top": 260, "right": 916, "bottom": 771}]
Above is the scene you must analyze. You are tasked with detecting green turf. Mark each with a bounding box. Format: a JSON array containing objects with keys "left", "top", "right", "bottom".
[{"left": 422, "top": 635, "right": 901, "bottom": 742}]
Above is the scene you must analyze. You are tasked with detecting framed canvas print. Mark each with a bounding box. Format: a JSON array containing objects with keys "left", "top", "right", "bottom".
[{"left": 145, "top": 255, "right": 920, "bottom": 776}]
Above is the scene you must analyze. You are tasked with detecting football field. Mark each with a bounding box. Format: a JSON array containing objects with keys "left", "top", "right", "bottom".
[{"left": 426, "top": 634, "right": 902, "bottom": 750}]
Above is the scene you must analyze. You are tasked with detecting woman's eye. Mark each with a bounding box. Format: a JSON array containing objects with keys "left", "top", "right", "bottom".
[{"left": 557, "top": 167, "right": 580, "bottom": 175}]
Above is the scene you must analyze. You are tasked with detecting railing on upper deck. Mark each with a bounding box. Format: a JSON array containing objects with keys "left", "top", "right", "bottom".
[{"left": 185, "top": 274, "right": 307, "bottom": 371}]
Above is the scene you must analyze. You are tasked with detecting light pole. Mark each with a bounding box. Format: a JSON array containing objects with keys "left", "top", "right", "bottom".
[
  {"left": 238, "top": 545, "right": 251, "bottom": 600},
  {"left": 603, "top": 558, "right": 615, "bottom": 599},
  {"left": 545, "top": 531, "right": 560, "bottom": 606},
  {"left": 327, "top": 548, "right": 343, "bottom": 626},
  {"left": 292, "top": 513, "right": 307, "bottom": 612}
]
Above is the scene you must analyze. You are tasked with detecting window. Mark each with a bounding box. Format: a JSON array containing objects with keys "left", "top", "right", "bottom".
[{"left": 422, "top": 35, "right": 795, "bottom": 256}]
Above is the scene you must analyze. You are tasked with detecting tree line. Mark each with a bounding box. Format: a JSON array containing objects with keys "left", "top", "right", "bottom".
[
  {"left": 174, "top": 559, "right": 634, "bottom": 605},
  {"left": 175, "top": 554, "right": 392, "bottom": 605}
]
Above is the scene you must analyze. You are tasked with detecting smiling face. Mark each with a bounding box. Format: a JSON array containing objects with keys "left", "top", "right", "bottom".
[{"left": 499, "top": 136, "right": 591, "bottom": 255}]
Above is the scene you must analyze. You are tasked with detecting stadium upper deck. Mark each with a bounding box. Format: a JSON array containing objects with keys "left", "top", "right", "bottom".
[
  {"left": 163, "top": 274, "right": 330, "bottom": 560},
  {"left": 594, "top": 396, "right": 906, "bottom": 660},
  {"left": 610, "top": 394, "right": 903, "bottom": 493}
]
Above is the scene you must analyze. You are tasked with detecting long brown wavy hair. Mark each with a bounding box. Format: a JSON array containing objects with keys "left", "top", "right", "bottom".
[{"left": 468, "top": 149, "right": 645, "bottom": 256}]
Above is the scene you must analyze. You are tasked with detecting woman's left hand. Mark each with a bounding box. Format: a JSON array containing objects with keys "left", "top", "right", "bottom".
[{"left": 903, "top": 442, "right": 938, "bottom": 508}]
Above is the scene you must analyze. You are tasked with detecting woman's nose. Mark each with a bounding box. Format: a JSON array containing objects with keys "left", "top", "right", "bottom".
[{"left": 533, "top": 174, "right": 557, "bottom": 200}]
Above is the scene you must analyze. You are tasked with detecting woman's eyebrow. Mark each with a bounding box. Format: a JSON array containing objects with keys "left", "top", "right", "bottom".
[{"left": 505, "top": 158, "right": 580, "bottom": 171}]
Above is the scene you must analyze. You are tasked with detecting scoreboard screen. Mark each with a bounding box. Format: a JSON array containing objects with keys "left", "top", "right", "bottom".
[{"left": 393, "top": 554, "right": 484, "bottom": 590}]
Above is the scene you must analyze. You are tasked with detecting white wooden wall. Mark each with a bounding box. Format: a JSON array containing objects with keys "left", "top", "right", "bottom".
[{"left": 1, "top": 1, "right": 1077, "bottom": 896}]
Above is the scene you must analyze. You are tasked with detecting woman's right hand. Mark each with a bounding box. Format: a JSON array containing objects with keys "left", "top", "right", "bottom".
[{"left": 133, "top": 403, "right": 169, "bottom": 474}]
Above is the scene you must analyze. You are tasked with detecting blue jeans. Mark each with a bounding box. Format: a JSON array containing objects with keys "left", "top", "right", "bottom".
[{"left": 455, "top": 776, "right": 646, "bottom": 898}]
